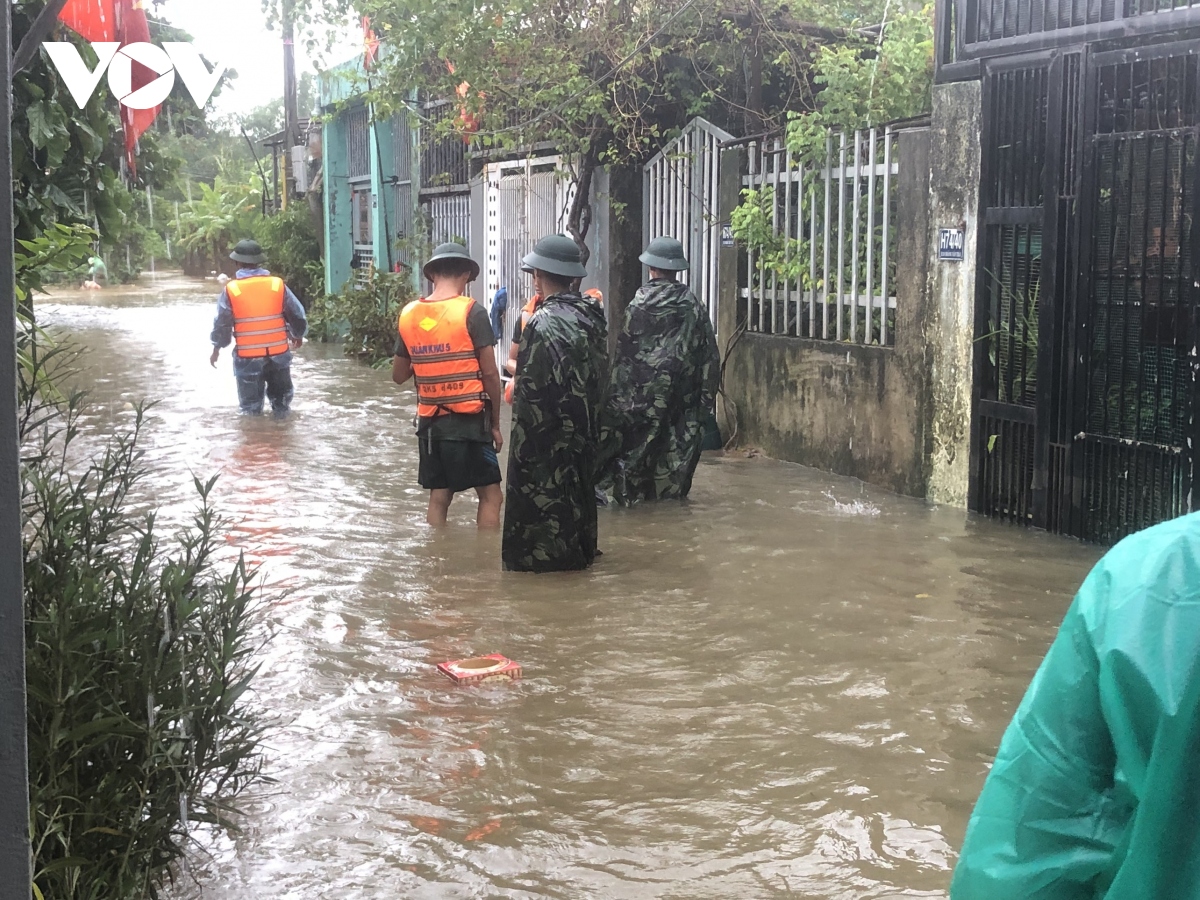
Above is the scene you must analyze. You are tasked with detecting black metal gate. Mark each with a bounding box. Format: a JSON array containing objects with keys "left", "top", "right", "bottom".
[{"left": 972, "top": 40, "right": 1200, "bottom": 543}]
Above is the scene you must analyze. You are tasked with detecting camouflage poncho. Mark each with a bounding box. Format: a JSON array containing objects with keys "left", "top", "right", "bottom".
[
  {"left": 502, "top": 292, "right": 608, "bottom": 573},
  {"left": 598, "top": 279, "right": 720, "bottom": 505}
]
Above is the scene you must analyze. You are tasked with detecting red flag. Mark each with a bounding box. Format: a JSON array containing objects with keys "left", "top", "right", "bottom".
[
  {"left": 362, "top": 16, "right": 380, "bottom": 70},
  {"left": 115, "top": 0, "right": 159, "bottom": 173},
  {"left": 58, "top": 0, "right": 161, "bottom": 174},
  {"left": 58, "top": 0, "right": 116, "bottom": 42}
]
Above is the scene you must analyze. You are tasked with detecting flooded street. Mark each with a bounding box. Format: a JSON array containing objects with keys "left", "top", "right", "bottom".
[{"left": 41, "top": 275, "right": 1102, "bottom": 899}]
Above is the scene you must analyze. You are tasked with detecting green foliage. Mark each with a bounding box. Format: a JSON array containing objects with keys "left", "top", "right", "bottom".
[
  {"left": 732, "top": 3, "right": 934, "bottom": 305},
  {"left": 256, "top": 204, "right": 324, "bottom": 305},
  {"left": 15, "top": 224, "right": 97, "bottom": 305},
  {"left": 12, "top": 2, "right": 240, "bottom": 286},
  {"left": 978, "top": 267, "right": 1040, "bottom": 405},
  {"left": 175, "top": 178, "right": 263, "bottom": 270},
  {"left": 20, "top": 325, "right": 266, "bottom": 900},
  {"left": 785, "top": 4, "right": 935, "bottom": 164},
  {"left": 311, "top": 271, "right": 416, "bottom": 366},
  {"left": 10, "top": 18, "right": 126, "bottom": 246},
  {"left": 730, "top": 187, "right": 812, "bottom": 290}
]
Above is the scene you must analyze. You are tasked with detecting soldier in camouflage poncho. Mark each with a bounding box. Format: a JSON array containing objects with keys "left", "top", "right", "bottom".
[
  {"left": 598, "top": 237, "right": 720, "bottom": 506},
  {"left": 502, "top": 235, "right": 609, "bottom": 573}
]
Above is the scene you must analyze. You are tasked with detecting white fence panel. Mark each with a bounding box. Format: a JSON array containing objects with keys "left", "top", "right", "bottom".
[
  {"left": 740, "top": 126, "right": 901, "bottom": 346},
  {"left": 643, "top": 117, "right": 734, "bottom": 334}
]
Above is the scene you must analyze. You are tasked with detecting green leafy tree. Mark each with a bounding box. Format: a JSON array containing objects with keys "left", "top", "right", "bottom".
[
  {"left": 175, "top": 178, "right": 263, "bottom": 272},
  {"left": 731, "top": 3, "right": 934, "bottom": 299},
  {"left": 334, "top": 0, "right": 883, "bottom": 258}
]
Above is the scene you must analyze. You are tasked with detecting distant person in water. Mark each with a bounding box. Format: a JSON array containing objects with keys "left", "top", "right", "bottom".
[
  {"left": 87, "top": 255, "right": 107, "bottom": 285},
  {"left": 209, "top": 239, "right": 307, "bottom": 416}
]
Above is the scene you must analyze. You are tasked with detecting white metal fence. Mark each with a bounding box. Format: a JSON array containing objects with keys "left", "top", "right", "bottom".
[
  {"left": 741, "top": 127, "right": 900, "bottom": 346},
  {"left": 643, "top": 117, "right": 733, "bottom": 333}
]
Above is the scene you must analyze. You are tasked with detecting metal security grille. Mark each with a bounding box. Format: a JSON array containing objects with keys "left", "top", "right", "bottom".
[
  {"left": 936, "top": 0, "right": 1200, "bottom": 83},
  {"left": 346, "top": 107, "right": 370, "bottom": 181},
  {"left": 740, "top": 127, "right": 900, "bottom": 345},
  {"left": 974, "top": 63, "right": 1051, "bottom": 525},
  {"left": 971, "top": 41, "right": 1200, "bottom": 544},
  {"left": 421, "top": 102, "right": 470, "bottom": 189},
  {"left": 643, "top": 118, "right": 733, "bottom": 331},
  {"left": 422, "top": 193, "right": 471, "bottom": 249},
  {"left": 1075, "top": 48, "right": 1200, "bottom": 542}
]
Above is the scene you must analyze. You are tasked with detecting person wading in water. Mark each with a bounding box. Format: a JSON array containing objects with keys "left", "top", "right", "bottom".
[
  {"left": 209, "top": 239, "right": 308, "bottom": 416},
  {"left": 393, "top": 243, "right": 504, "bottom": 527},
  {"left": 597, "top": 236, "right": 719, "bottom": 505},
  {"left": 502, "top": 234, "right": 608, "bottom": 572}
]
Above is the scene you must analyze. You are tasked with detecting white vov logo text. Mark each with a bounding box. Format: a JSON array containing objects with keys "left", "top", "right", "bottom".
[{"left": 42, "top": 42, "right": 226, "bottom": 110}]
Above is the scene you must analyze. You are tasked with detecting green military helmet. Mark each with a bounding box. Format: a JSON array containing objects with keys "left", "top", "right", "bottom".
[
  {"left": 639, "top": 236, "right": 689, "bottom": 271},
  {"left": 229, "top": 239, "right": 266, "bottom": 266},
  {"left": 423, "top": 242, "right": 480, "bottom": 280},
  {"left": 522, "top": 233, "right": 587, "bottom": 279}
]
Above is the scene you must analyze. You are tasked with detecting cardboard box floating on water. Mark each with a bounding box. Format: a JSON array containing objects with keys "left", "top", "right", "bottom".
[{"left": 437, "top": 654, "right": 522, "bottom": 685}]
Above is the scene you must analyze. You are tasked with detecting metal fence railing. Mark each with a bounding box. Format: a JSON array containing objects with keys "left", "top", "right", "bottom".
[
  {"left": 740, "top": 127, "right": 901, "bottom": 346},
  {"left": 642, "top": 117, "right": 733, "bottom": 334}
]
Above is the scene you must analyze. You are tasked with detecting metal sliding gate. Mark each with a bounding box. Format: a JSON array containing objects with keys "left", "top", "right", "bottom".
[
  {"left": 643, "top": 117, "right": 733, "bottom": 331},
  {"left": 972, "top": 41, "right": 1200, "bottom": 543}
]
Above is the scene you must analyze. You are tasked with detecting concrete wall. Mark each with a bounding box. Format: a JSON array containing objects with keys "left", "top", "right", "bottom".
[
  {"left": 719, "top": 129, "right": 935, "bottom": 497},
  {"left": 925, "top": 81, "right": 982, "bottom": 507}
]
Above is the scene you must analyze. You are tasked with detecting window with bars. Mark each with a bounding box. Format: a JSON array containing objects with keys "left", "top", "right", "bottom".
[{"left": 346, "top": 107, "right": 370, "bottom": 181}]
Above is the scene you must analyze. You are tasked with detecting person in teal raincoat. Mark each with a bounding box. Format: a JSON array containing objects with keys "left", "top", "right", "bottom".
[{"left": 952, "top": 510, "right": 1200, "bottom": 899}]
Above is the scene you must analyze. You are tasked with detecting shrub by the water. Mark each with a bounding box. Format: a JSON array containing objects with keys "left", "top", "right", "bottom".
[
  {"left": 308, "top": 270, "right": 416, "bottom": 367},
  {"left": 256, "top": 204, "right": 324, "bottom": 307},
  {"left": 20, "top": 324, "right": 266, "bottom": 899}
]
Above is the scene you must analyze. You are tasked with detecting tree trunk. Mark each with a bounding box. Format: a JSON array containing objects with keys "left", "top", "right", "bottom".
[{"left": 565, "top": 151, "right": 597, "bottom": 268}]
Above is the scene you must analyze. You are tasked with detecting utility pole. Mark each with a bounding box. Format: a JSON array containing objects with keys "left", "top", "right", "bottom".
[
  {"left": 0, "top": 1, "right": 32, "bottom": 897},
  {"left": 281, "top": 0, "right": 298, "bottom": 211}
]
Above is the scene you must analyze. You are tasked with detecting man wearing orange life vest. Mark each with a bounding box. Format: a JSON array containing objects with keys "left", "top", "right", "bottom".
[
  {"left": 393, "top": 243, "right": 504, "bottom": 527},
  {"left": 209, "top": 240, "right": 308, "bottom": 415}
]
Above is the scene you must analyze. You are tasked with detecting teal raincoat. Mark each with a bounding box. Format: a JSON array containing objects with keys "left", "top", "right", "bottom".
[{"left": 952, "top": 511, "right": 1200, "bottom": 899}]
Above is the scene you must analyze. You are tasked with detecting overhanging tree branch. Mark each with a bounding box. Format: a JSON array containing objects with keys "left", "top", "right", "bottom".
[{"left": 12, "top": 0, "right": 69, "bottom": 76}]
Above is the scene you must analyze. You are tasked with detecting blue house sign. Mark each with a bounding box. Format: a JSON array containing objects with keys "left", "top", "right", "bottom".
[{"left": 938, "top": 227, "right": 965, "bottom": 261}]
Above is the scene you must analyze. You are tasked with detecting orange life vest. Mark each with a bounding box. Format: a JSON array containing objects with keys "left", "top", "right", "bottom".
[
  {"left": 227, "top": 276, "right": 290, "bottom": 358},
  {"left": 504, "top": 294, "right": 543, "bottom": 405},
  {"left": 398, "top": 296, "right": 487, "bottom": 418}
]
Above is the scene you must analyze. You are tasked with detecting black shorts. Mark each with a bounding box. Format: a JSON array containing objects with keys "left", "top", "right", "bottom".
[{"left": 418, "top": 438, "right": 502, "bottom": 492}]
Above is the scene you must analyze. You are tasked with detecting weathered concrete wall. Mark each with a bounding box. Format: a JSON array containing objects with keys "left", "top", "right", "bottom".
[
  {"left": 925, "top": 81, "right": 982, "bottom": 507},
  {"left": 718, "top": 130, "right": 936, "bottom": 498}
]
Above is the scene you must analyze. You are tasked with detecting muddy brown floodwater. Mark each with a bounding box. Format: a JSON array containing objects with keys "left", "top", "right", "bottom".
[{"left": 39, "top": 275, "right": 1102, "bottom": 899}]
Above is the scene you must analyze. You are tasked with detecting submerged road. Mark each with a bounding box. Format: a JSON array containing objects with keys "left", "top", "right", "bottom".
[{"left": 41, "top": 275, "right": 1100, "bottom": 898}]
